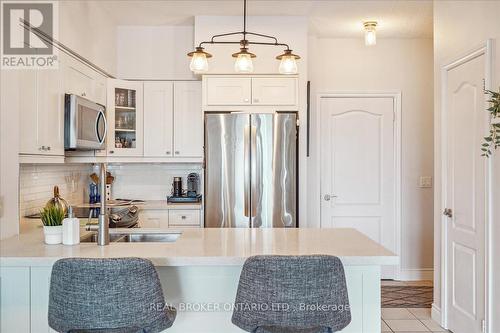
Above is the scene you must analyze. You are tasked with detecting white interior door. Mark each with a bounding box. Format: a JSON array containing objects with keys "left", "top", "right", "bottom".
[
  {"left": 444, "top": 52, "right": 487, "bottom": 333},
  {"left": 320, "top": 97, "right": 397, "bottom": 279}
]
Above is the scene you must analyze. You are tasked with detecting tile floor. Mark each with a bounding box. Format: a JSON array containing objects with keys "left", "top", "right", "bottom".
[
  {"left": 382, "top": 307, "right": 449, "bottom": 332},
  {"left": 380, "top": 280, "right": 449, "bottom": 332}
]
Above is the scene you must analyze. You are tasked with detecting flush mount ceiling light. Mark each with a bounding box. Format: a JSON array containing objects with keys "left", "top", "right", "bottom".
[
  {"left": 363, "top": 21, "right": 378, "bottom": 46},
  {"left": 187, "top": 0, "right": 300, "bottom": 74}
]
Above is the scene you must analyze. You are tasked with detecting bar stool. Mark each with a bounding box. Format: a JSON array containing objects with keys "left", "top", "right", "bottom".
[
  {"left": 232, "top": 255, "right": 351, "bottom": 333},
  {"left": 48, "top": 258, "right": 176, "bottom": 333}
]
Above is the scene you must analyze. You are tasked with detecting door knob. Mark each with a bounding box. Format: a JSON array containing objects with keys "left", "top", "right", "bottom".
[
  {"left": 324, "top": 194, "right": 337, "bottom": 201},
  {"left": 443, "top": 208, "right": 453, "bottom": 218}
]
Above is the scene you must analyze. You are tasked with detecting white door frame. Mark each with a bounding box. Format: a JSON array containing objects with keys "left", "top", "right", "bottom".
[
  {"left": 439, "top": 40, "right": 493, "bottom": 331},
  {"left": 316, "top": 92, "right": 402, "bottom": 279}
]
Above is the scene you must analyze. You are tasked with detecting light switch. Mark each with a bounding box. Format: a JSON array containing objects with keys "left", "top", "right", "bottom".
[{"left": 419, "top": 176, "right": 433, "bottom": 188}]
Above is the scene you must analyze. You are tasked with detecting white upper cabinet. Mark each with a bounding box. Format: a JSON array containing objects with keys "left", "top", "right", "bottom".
[
  {"left": 173, "top": 81, "right": 203, "bottom": 157},
  {"left": 62, "top": 55, "right": 106, "bottom": 106},
  {"left": 107, "top": 79, "right": 144, "bottom": 156},
  {"left": 19, "top": 58, "right": 64, "bottom": 156},
  {"left": 38, "top": 67, "right": 64, "bottom": 156},
  {"left": 144, "top": 81, "right": 174, "bottom": 157},
  {"left": 143, "top": 81, "right": 203, "bottom": 159},
  {"left": 203, "top": 75, "right": 298, "bottom": 109},
  {"left": 251, "top": 77, "right": 298, "bottom": 106},
  {"left": 18, "top": 70, "right": 39, "bottom": 155},
  {"left": 205, "top": 77, "right": 251, "bottom": 105}
]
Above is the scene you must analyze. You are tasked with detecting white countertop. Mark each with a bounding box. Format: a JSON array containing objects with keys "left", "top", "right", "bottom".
[
  {"left": 1, "top": 223, "right": 398, "bottom": 267},
  {"left": 75, "top": 200, "right": 202, "bottom": 210}
]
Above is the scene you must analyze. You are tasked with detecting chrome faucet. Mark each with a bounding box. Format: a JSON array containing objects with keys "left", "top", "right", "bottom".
[
  {"left": 97, "top": 163, "right": 109, "bottom": 245},
  {"left": 86, "top": 163, "right": 109, "bottom": 245}
]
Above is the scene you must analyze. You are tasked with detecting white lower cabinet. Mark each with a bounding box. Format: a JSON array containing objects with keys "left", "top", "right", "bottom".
[
  {"left": 30, "top": 267, "right": 58, "bottom": 333},
  {"left": 140, "top": 210, "right": 169, "bottom": 228},
  {"left": 0, "top": 267, "right": 31, "bottom": 332},
  {"left": 140, "top": 209, "right": 202, "bottom": 228},
  {"left": 169, "top": 209, "right": 201, "bottom": 227}
]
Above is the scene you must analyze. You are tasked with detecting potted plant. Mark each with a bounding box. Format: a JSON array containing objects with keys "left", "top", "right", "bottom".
[
  {"left": 40, "top": 206, "right": 65, "bottom": 244},
  {"left": 481, "top": 89, "right": 500, "bottom": 157}
]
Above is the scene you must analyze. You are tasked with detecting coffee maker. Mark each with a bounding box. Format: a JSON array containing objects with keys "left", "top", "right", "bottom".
[
  {"left": 167, "top": 173, "right": 202, "bottom": 203},
  {"left": 187, "top": 173, "right": 199, "bottom": 197}
]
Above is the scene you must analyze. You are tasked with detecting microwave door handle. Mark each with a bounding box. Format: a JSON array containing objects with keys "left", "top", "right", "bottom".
[{"left": 95, "top": 110, "right": 107, "bottom": 144}]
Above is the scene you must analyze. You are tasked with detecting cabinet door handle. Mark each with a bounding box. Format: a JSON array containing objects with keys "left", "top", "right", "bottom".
[
  {"left": 244, "top": 98, "right": 249, "bottom": 103},
  {"left": 46, "top": 146, "right": 51, "bottom": 151},
  {"left": 82, "top": 92, "right": 86, "bottom": 97},
  {"left": 166, "top": 151, "right": 171, "bottom": 155},
  {"left": 181, "top": 216, "right": 186, "bottom": 219},
  {"left": 109, "top": 150, "right": 114, "bottom": 154},
  {"left": 175, "top": 151, "right": 180, "bottom": 155}
]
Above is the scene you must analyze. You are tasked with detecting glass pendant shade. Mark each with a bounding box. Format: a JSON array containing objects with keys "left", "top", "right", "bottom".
[
  {"left": 279, "top": 55, "right": 298, "bottom": 74},
  {"left": 276, "top": 50, "right": 300, "bottom": 74},
  {"left": 232, "top": 47, "right": 256, "bottom": 73},
  {"left": 189, "top": 53, "right": 208, "bottom": 72},
  {"left": 234, "top": 53, "right": 254, "bottom": 73},
  {"left": 187, "top": 47, "right": 211, "bottom": 73},
  {"left": 364, "top": 22, "right": 377, "bottom": 46}
]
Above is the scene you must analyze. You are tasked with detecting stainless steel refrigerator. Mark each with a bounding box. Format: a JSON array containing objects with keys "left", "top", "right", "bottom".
[{"left": 205, "top": 112, "right": 297, "bottom": 228}]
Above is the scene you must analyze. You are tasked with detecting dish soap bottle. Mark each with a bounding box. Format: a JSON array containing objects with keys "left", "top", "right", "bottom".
[{"left": 62, "top": 206, "right": 80, "bottom": 245}]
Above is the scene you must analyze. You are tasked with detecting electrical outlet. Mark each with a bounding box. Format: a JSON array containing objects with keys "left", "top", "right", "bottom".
[{"left": 419, "top": 176, "right": 433, "bottom": 188}]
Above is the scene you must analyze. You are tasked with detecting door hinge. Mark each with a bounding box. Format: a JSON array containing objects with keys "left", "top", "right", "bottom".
[
  {"left": 481, "top": 319, "right": 486, "bottom": 333},
  {"left": 483, "top": 78, "right": 486, "bottom": 91},
  {"left": 0, "top": 195, "right": 3, "bottom": 218}
]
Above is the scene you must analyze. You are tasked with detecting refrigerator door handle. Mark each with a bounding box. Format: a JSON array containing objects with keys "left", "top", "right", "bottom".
[
  {"left": 244, "top": 125, "right": 250, "bottom": 217},
  {"left": 250, "top": 125, "right": 258, "bottom": 219}
]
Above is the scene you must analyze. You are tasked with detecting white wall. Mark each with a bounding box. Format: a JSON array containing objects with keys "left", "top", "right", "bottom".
[
  {"left": 59, "top": 1, "right": 117, "bottom": 75},
  {"left": 117, "top": 25, "right": 195, "bottom": 80},
  {"left": 308, "top": 37, "right": 435, "bottom": 279},
  {"left": 432, "top": 1, "right": 500, "bottom": 329}
]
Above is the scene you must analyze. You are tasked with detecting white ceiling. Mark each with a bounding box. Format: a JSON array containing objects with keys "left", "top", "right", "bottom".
[{"left": 95, "top": 0, "right": 433, "bottom": 39}]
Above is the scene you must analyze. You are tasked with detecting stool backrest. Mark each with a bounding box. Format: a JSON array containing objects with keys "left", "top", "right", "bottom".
[
  {"left": 232, "top": 255, "right": 351, "bottom": 332},
  {"left": 48, "top": 257, "right": 175, "bottom": 332}
]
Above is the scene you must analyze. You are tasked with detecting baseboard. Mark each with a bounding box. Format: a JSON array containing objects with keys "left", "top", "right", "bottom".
[
  {"left": 431, "top": 303, "right": 442, "bottom": 326},
  {"left": 398, "top": 268, "right": 434, "bottom": 281}
]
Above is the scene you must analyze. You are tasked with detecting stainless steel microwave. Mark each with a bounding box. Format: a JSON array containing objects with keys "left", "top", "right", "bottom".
[{"left": 64, "top": 94, "right": 107, "bottom": 150}]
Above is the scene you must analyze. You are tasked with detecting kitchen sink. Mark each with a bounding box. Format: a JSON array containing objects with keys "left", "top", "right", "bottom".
[{"left": 80, "top": 232, "right": 181, "bottom": 243}]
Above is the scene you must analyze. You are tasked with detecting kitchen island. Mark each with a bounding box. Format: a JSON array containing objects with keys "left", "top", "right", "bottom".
[{"left": 0, "top": 225, "right": 397, "bottom": 332}]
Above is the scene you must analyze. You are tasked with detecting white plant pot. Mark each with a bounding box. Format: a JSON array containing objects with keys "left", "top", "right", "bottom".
[{"left": 43, "top": 225, "right": 63, "bottom": 245}]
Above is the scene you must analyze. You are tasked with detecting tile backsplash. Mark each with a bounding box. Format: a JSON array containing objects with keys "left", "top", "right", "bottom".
[
  {"left": 105, "top": 163, "right": 203, "bottom": 200},
  {"left": 19, "top": 163, "right": 202, "bottom": 216},
  {"left": 20, "top": 164, "right": 92, "bottom": 217}
]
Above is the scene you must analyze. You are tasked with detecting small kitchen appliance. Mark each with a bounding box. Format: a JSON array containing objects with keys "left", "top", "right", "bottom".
[
  {"left": 167, "top": 174, "right": 202, "bottom": 203},
  {"left": 187, "top": 173, "right": 200, "bottom": 197},
  {"left": 64, "top": 94, "right": 107, "bottom": 150},
  {"left": 172, "top": 177, "right": 183, "bottom": 197}
]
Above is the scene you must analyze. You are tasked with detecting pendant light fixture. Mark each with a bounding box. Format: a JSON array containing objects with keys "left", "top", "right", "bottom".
[
  {"left": 364, "top": 21, "right": 377, "bottom": 46},
  {"left": 187, "top": 0, "right": 300, "bottom": 74}
]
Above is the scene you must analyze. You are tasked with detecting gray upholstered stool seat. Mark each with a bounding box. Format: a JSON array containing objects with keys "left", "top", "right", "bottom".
[
  {"left": 232, "top": 255, "right": 351, "bottom": 333},
  {"left": 48, "top": 258, "right": 176, "bottom": 333}
]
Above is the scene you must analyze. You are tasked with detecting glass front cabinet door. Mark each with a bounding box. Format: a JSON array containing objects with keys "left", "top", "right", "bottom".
[{"left": 107, "top": 79, "right": 144, "bottom": 156}]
